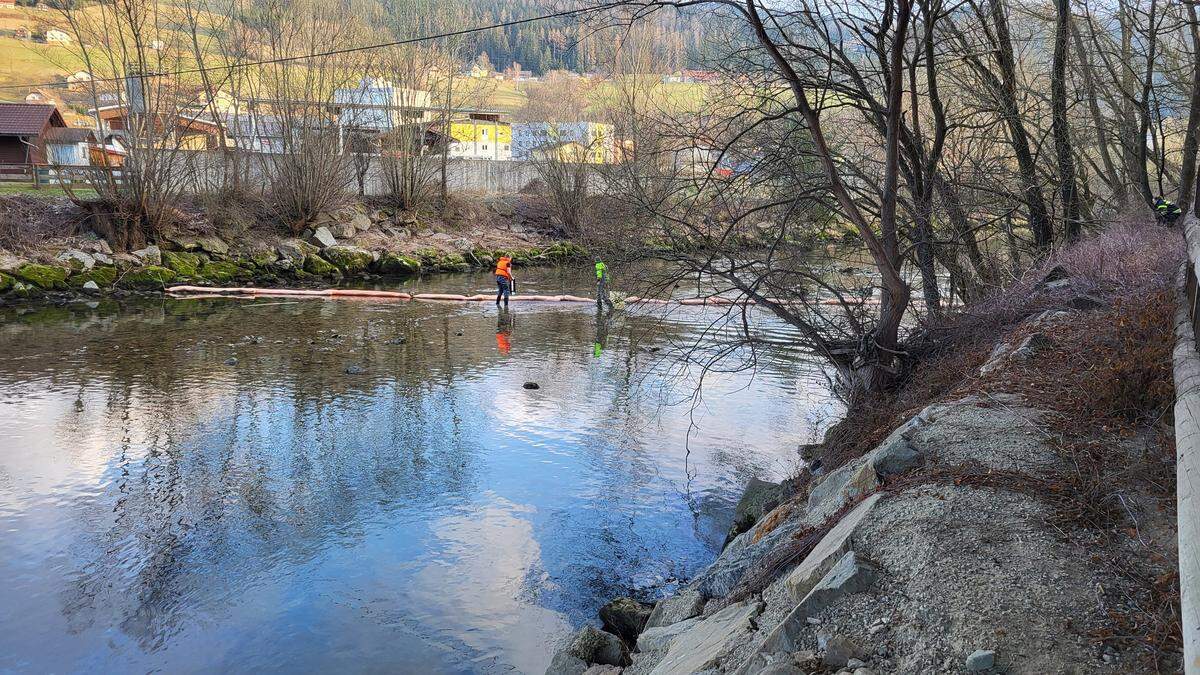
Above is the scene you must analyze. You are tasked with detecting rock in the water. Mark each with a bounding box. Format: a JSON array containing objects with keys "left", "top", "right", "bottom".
[
  {"left": 224, "top": 357, "right": 238, "bottom": 366},
  {"left": 81, "top": 280, "right": 99, "bottom": 293},
  {"left": 645, "top": 588, "right": 705, "bottom": 629},
  {"left": 599, "top": 597, "right": 652, "bottom": 646},
  {"left": 303, "top": 254, "right": 342, "bottom": 278},
  {"left": 564, "top": 626, "right": 628, "bottom": 667},
  {"left": 545, "top": 650, "right": 588, "bottom": 675},
  {"left": 966, "top": 649, "right": 995, "bottom": 671},
  {"left": 724, "top": 477, "right": 787, "bottom": 547},
  {"left": 648, "top": 600, "right": 763, "bottom": 675},
  {"left": 523, "top": 382, "right": 540, "bottom": 390},
  {"left": 56, "top": 249, "right": 96, "bottom": 271},
  {"left": 345, "top": 364, "right": 366, "bottom": 375},
  {"left": 322, "top": 245, "right": 374, "bottom": 274},
  {"left": 636, "top": 617, "right": 698, "bottom": 652},
  {"left": 14, "top": 263, "right": 68, "bottom": 290},
  {"left": 309, "top": 226, "right": 337, "bottom": 249},
  {"left": 161, "top": 250, "right": 205, "bottom": 276},
  {"left": 375, "top": 252, "right": 421, "bottom": 276}
]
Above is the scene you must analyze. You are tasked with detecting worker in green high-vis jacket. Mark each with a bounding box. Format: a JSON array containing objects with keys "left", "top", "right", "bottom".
[{"left": 595, "top": 257, "right": 614, "bottom": 310}]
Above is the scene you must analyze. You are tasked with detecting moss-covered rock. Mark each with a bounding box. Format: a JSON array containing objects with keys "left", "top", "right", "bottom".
[
  {"left": 322, "top": 245, "right": 374, "bottom": 274},
  {"left": 161, "top": 251, "right": 205, "bottom": 277},
  {"left": 14, "top": 264, "right": 68, "bottom": 290},
  {"left": 118, "top": 265, "right": 177, "bottom": 289},
  {"left": 9, "top": 280, "right": 39, "bottom": 298},
  {"left": 374, "top": 252, "right": 421, "bottom": 276},
  {"left": 246, "top": 248, "right": 279, "bottom": 268},
  {"left": 198, "top": 261, "right": 252, "bottom": 284},
  {"left": 438, "top": 253, "right": 470, "bottom": 272},
  {"left": 303, "top": 254, "right": 343, "bottom": 279},
  {"left": 68, "top": 266, "right": 118, "bottom": 288},
  {"left": 544, "top": 241, "right": 586, "bottom": 260},
  {"left": 0, "top": 271, "right": 13, "bottom": 293}
]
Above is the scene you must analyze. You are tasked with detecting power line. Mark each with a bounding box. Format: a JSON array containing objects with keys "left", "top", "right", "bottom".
[{"left": 0, "top": 1, "right": 623, "bottom": 91}]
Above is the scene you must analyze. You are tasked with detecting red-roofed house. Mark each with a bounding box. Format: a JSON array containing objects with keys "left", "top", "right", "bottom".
[{"left": 0, "top": 103, "right": 67, "bottom": 165}]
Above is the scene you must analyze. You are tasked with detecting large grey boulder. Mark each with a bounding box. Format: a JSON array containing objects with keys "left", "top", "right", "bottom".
[
  {"left": 567, "top": 626, "right": 628, "bottom": 667},
  {"left": 805, "top": 461, "right": 879, "bottom": 524},
  {"left": 648, "top": 600, "right": 763, "bottom": 675},
  {"left": 599, "top": 597, "right": 652, "bottom": 646},
  {"left": 724, "top": 478, "right": 788, "bottom": 547},
  {"left": 645, "top": 588, "right": 705, "bottom": 629},
  {"left": 331, "top": 221, "right": 357, "bottom": 239},
  {"left": 131, "top": 244, "right": 161, "bottom": 266},
  {"left": 277, "top": 238, "right": 319, "bottom": 263},
  {"left": 349, "top": 211, "right": 372, "bottom": 232},
  {"left": 636, "top": 616, "right": 699, "bottom": 652},
  {"left": 56, "top": 249, "right": 96, "bottom": 271},
  {"left": 308, "top": 226, "right": 337, "bottom": 249},
  {"left": 737, "top": 550, "right": 879, "bottom": 674},
  {"left": 785, "top": 494, "right": 883, "bottom": 602},
  {"left": 867, "top": 413, "right": 928, "bottom": 478},
  {"left": 545, "top": 651, "right": 588, "bottom": 675},
  {"left": 966, "top": 649, "right": 996, "bottom": 671},
  {"left": 693, "top": 505, "right": 808, "bottom": 598}
]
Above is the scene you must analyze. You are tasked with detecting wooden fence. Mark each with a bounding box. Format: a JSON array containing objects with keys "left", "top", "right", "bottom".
[
  {"left": 1174, "top": 213, "right": 1200, "bottom": 674},
  {"left": 0, "top": 164, "right": 123, "bottom": 189}
]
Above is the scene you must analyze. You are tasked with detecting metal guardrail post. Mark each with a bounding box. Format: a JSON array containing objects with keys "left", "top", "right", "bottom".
[{"left": 1176, "top": 214, "right": 1200, "bottom": 674}]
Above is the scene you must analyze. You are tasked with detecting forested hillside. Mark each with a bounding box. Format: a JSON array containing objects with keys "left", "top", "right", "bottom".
[{"left": 412, "top": 0, "right": 711, "bottom": 74}]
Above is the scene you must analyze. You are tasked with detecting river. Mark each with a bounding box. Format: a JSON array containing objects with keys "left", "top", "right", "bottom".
[{"left": 0, "top": 266, "right": 840, "bottom": 674}]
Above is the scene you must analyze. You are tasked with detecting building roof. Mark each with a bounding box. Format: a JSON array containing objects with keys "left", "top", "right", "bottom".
[
  {"left": 43, "top": 127, "right": 97, "bottom": 144},
  {"left": 0, "top": 103, "right": 63, "bottom": 136}
]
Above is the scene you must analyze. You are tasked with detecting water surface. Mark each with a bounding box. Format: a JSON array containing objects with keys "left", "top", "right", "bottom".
[{"left": 0, "top": 268, "right": 839, "bottom": 674}]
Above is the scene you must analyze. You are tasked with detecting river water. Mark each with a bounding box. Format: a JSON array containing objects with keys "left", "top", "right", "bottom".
[{"left": 0, "top": 267, "right": 839, "bottom": 674}]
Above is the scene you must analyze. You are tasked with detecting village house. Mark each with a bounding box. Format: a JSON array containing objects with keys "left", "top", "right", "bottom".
[
  {"left": 332, "top": 78, "right": 434, "bottom": 132},
  {"left": 90, "top": 104, "right": 223, "bottom": 150},
  {"left": 445, "top": 112, "right": 511, "bottom": 160},
  {"left": 512, "top": 121, "right": 615, "bottom": 163},
  {"left": 44, "top": 29, "right": 71, "bottom": 45},
  {"left": 0, "top": 102, "right": 67, "bottom": 165}
]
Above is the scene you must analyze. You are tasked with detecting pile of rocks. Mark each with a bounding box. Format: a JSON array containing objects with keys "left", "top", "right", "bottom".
[
  {"left": 0, "top": 207, "right": 587, "bottom": 300},
  {"left": 562, "top": 370, "right": 1129, "bottom": 673}
]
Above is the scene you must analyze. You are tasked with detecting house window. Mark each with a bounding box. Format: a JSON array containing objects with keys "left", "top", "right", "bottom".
[
  {"left": 482, "top": 144, "right": 489, "bottom": 150},
  {"left": 482, "top": 129, "right": 488, "bottom": 138}
]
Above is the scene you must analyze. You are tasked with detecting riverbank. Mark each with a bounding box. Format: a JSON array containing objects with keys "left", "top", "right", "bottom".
[
  {"left": 0, "top": 194, "right": 588, "bottom": 302},
  {"left": 551, "top": 223, "right": 1184, "bottom": 675}
]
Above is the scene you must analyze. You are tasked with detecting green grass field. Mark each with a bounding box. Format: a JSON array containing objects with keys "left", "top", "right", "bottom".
[{"left": 0, "top": 183, "right": 96, "bottom": 199}]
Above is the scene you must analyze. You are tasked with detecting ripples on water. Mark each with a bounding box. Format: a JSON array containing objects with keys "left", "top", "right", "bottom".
[{"left": 0, "top": 268, "right": 841, "bottom": 674}]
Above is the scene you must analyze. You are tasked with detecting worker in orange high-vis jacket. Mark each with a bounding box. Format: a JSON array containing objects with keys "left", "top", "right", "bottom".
[{"left": 495, "top": 255, "right": 514, "bottom": 305}]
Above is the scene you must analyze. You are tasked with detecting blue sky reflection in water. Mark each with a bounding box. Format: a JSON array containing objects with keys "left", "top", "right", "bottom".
[{"left": 0, "top": 270, "right": 841, "bottom": 674}]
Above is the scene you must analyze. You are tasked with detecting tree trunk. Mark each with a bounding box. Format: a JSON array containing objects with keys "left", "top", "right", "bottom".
[
  {"left": 988, "top": 0, "right": 1054, "bottom": 249},
  {"left": 1052, "top": 0, "right": 1083, "bottom": 241},
  {"left": 1179, "top": 2, "right": 1200, "bottom": 216}
]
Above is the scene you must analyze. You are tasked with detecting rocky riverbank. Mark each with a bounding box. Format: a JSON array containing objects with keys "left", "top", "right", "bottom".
[
  {"left": 548, "top": 229, "right": 1182, "bottom": 675},
  {"left": 0, "top": 195, "right": 586, "bottom": 302}
]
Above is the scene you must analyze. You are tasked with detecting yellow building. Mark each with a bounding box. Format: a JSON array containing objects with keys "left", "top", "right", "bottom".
[{"left": 447, "top": 113, "right": 511, "bottom": 160}]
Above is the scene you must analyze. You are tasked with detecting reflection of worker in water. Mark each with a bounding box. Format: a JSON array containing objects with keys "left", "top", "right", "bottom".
[
  {"left": 595, "top": 257, "right": 614, "bottom": 310},
  {"left": 496, "top": 308, "right": 513, "bottom": 355},
  {"left": 593, "top": 305, "right": 608, "bottom": 357}
]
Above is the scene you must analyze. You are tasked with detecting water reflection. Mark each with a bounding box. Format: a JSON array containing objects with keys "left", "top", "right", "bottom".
[{"left": 0, "top": 269, "right": 839, "bottom": 674}]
